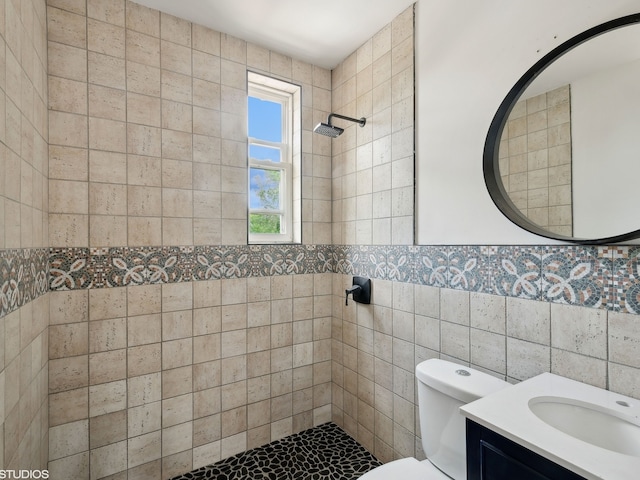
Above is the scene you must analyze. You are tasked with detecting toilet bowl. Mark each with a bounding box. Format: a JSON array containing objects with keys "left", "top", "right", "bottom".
[
  {"left": 359, "top": 359, "right": 509, "bottom": 479},
  {"left": 359, "top": 457, "right": 449, "bottom": 479}
]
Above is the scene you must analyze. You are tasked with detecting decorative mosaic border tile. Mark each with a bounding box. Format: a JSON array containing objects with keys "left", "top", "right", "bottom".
[
  {"left": 608, "top": 246, "right": 640, "bottom": 313},
  {"left": 0, "top": 248, "right": 49, "bottom": 318},
  {"left": 4, "top": 243, "right": 639, "bottom": 319},
  {"left": 48, "top": 245, "right": 334, "bottom": 290},
  {"left": 335, "top": 244, "right": 640, "bottom": 314}
]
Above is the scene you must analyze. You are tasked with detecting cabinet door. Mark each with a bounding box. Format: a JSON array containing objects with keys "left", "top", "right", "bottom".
[{"left": 466, "top": 420, "right": 586, "bottom": 480}]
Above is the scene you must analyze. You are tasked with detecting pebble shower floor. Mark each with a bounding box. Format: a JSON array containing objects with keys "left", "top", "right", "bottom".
[{"left": 170, "top": 422, "right": 383, "bottom": 479}]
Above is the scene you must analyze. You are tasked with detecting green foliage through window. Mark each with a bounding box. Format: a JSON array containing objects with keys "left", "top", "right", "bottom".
[
  {"left": 250, "top": 213, "right": 281, "bottom": 233},
  {"left": 249, "top": 169, "right": 282, "bottom": 234}
]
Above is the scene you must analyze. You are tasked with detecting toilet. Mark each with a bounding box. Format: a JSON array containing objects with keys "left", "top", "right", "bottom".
[{"left": 360, "top": 359, "right": 509, "bottom": 479}]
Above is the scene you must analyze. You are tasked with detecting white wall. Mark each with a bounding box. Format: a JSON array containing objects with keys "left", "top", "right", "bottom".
[
  {"left": 572, "top": 58, "right": 640, "bottom": 238},
  {"left": 415, "top": 0, "right": 640, "bottom": 244}
]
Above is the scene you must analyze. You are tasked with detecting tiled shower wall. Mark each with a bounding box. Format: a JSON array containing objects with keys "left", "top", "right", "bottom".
[
  {"left": 0, "top": 0, "right": 50, "bottom": 471},
  {"left": 500, "top": 85, "right": 573, "bottom": 236},
  {"left": 329, "top": 5, "right": 422, "bottom": 462},
  {"left": 330, "top": 8, "right": 414, "bottom": 246},
  {"left": 47, "top": 1, "right": 332, "bottom": 248},
  {"left": 48, "top": 271, "right": 333, "bottom": 479},
  {"left": 45, "top": 1, "right": 333, "bottom": 478}
]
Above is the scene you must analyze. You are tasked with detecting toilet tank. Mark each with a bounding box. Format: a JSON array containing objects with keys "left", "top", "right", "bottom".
[{"left": 415, "top": 359, "right": 509, "bottom": 480}]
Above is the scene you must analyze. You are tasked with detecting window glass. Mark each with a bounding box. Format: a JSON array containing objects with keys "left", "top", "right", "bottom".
[
  {"left": 249, "top": 144, "right": 281, "bottom": 162},
  {"left": 249, "top": 213, "right": 282, "bottom": 235},
  {"left": 249, "top": 168, "right": 281, "bottom": 210},
  {"left": 248, "top": 96, "right": 282, "bottom": 142},
  {"left": 247, "top": 72, "right": 300, "bottom": 244}
]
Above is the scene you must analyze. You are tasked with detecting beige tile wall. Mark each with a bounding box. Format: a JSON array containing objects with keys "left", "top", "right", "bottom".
[
  {"left": 331, "top": 277, "right": 640, "bottom": 463},
  {"left": 330, "top": 6, "right": 414, "bottom": 246},
  {"left": 0, "top": 0, "right": 50, "bottom": 471},
  {"left": 500, "top": 85, "right": 573, "bottom": 236},
  {"left": 48, "top": 274, "right": 333, "bottom": 478},
  {"left": 2, "top": 0, "right": 49, "bottom": 249},
  {"left": 46, "top": 0, "right": 333, "bottom": 478},
  {"left": 48, "top": 0, "right": 332, "bottom": 248}
]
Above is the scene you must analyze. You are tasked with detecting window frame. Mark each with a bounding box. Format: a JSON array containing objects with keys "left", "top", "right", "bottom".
[{"left": 247, "top": 72, "right": 301, "bottom": 244}]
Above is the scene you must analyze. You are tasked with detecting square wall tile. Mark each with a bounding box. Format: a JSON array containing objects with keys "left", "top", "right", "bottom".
[
  {"left": 551, "top": 349, "right": 606, "bottom": 388},
  {"left": 128, "top": 430, "right": 162, "bottom": 469},
  {"left": 506, "top": 297, "right": 550, "bottom": 345},
  {"left": 506, "top": 337, "right": 550, "bottom": 381},
  {"left": 551, "top": 303, "right": 606, "bottom": 359},
  {"left": 90, "top": 440, "right": 127, "bottom": 480},
  {"left": 49, "top": 419, "right": 89, "bottom": 460},
  {"left": 90, "top": 410, "right": 127, "bottom": 449},
  {"left": 609, "top": 311, "right": 640, "bottom": 368},
  {"left": 470, "top": 329, "right": 505, "bottom": 374}
]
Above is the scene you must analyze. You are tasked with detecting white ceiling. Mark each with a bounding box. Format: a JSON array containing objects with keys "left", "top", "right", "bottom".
[{"left": 131, "top": 0, "right": 416, "bottom": 69}]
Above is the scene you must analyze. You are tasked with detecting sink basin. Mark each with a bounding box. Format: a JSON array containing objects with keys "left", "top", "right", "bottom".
[
  {"left": 529, "top": 396, "right": 640, "bottom": 456},
  {"left": 461, "top": 372, "right": 640, "bottom": 480}
]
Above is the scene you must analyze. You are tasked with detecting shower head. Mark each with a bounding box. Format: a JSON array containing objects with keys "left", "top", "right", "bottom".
[
  {"left": 313, "top": 122, "right": 344, "bottom": 138},
  {"left": 313, "top": 113, "right": 366, "bottom": 138}
]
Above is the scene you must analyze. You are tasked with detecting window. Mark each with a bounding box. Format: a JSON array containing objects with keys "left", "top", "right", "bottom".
[{"left": 247, "top": 72, "right": 301, "bottom": 244}]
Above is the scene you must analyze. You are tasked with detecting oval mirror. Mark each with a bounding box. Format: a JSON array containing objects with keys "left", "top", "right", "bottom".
[{"left": 484, "top": 13, "right": 640, "bottom": 244}]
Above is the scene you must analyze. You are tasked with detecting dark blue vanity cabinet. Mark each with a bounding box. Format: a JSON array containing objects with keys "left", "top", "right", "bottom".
[{"left": 466, "top": 420, "right": 587, "bottom": 480}]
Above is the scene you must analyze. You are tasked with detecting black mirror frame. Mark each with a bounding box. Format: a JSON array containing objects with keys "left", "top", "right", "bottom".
[{"left": 484, "top": 13, "right": 640, "bottom": 245}]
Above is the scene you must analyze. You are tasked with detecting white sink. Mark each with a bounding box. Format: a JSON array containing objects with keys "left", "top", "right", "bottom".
[
  {"left": 460, "top": 372, "right": 640, "bottom": 480},
  {"left": 528, "top": 396, "right": 640, "bottom": 456}
]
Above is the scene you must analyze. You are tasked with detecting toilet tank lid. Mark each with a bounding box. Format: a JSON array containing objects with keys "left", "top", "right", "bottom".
[{"left": 416, "top": 359, "right": 509, "bottom": 403}]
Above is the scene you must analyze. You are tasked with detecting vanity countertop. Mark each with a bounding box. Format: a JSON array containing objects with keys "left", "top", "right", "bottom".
[{"left": 460, "top": 372, "right": 640, "bottom": 480}]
